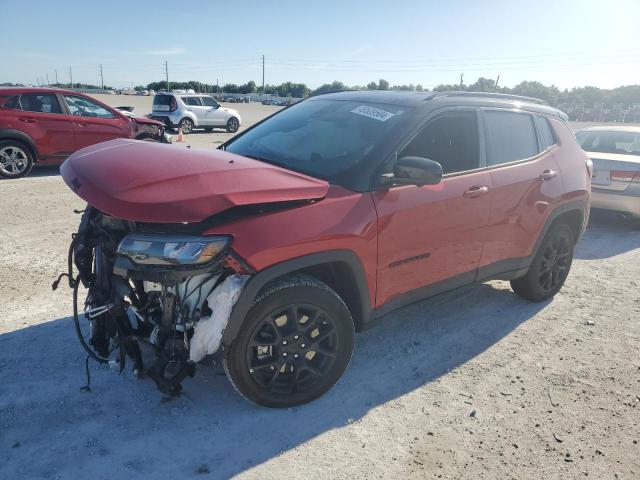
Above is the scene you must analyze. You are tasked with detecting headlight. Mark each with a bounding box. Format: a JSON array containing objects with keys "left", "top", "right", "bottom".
[{"left": 117, "top": 234, "right": 231, "bottom": 266}]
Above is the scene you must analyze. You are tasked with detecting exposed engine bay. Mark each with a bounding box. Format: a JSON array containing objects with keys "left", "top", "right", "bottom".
[{"left": 54, "top": 206, "right": 251, "bottom": 396}]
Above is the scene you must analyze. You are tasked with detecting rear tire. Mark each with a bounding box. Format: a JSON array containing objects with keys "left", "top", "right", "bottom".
[
  {"left": 0, "top": 140, "right": 34, "bottom": 179},
  {"left": 511, "top": 223, "right": 574, "bottom": 302},
  {"left": 224, "top": 275, "right": 354, "bottom": 407},
  {"left": 178, "top": 117, "right": 194, "bottom": 134}
]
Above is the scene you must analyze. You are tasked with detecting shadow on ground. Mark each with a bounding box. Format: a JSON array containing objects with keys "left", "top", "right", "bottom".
[
  {"left": 576, "top": 209, "right": 640, "bottom": 259},
  {"left": 0, "top": 282, "right": 546, "bottom": 478}
]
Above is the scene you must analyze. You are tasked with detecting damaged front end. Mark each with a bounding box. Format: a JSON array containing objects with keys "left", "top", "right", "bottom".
[{"left": 55, "top": 206, "right": 252, "bottom": 396}]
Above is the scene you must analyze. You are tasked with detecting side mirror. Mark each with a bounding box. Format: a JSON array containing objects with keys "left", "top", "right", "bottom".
[{"left": 380, "top": 156, "right": 443, "bottom": 187}]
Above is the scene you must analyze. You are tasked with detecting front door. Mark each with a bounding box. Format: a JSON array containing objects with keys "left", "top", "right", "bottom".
[
  {"left": 202, "top": 96, "right": 227, "bottom": 126},
  {"left": 63, "top": 95, "right": 130, "bottom": 150},
  {"left": 373, "top": 109, "right": 491, "bottom": 309}
]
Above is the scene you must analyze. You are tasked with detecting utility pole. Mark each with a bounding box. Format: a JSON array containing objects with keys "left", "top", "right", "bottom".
[
  {"left": 494, "top": 75, "right": 500, "bottom": 92},
  {"left": 216, "top": 77, "right": 219, "bottom": 93},
  {"left": 459, "top": 73, "right": 463, "bottom": 89},
  {"left": 55, "top": 70, "right": 58, "bottom": 86},
  {"left": 46, "top": 73, "right": 50, "bottom": 86},
  {"left": 262, "top": 54, "right": 265, "bottom": 93},
  {"left": 100, "top": 64, "right": 104, "bottom": 90},
  {"left": 69, "top": 66, "right": 73, "bottom": 89},
  {"left": 164, "top": 60, "right": 170, "bottom": 91}
]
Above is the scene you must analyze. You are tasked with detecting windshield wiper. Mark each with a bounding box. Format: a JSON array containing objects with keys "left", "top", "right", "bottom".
[{"left": 241, "top": 154, "right": 289, "bottom": 169}]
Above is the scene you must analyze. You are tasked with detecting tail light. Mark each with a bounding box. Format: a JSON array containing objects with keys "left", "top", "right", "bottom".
[
  {"left": 610, "top": 170, "right": 640, "bottom": 183},
  {"left": 169, "top": 97, "right": 177, "bottom": 112},
  {"left": 585, "top": 158, "right": 593, "bottom": 178}
]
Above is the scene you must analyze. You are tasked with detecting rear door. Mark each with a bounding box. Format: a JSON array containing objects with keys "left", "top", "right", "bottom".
[
  {"left": 62, "top": 95, "right": 131, "bottom": 150},
  {"left": 372, "top": 109, "right": 492, "bottom": 308},
  {"left": 6, "top": 93, "right": 76, "bottom": 163},
  {"left": 478, "top": 110, "right": 564, "bottom": 274},
  {"left": 182, "top": 96, "right": 207, "bottom": 125}
]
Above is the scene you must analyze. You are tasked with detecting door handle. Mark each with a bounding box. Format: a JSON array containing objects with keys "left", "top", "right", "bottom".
[
  {"left": 19, "top": 117, "right": 36, "bottom": 123},
  {"left": 539, "top": 169, "right": 558, "bottom": 181},
  {"left": 463, "top": 185, "right": 490, "bottom": 198}
]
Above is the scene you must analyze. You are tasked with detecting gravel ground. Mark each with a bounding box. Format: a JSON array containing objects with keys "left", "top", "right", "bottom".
[{"left": 0, "top": 108, "right": 639, "bottom": 479}]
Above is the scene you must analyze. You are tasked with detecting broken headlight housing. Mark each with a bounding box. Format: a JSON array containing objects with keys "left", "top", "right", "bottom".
[{"left": 117, "top": 234, "right": 231, "bottom": 266}]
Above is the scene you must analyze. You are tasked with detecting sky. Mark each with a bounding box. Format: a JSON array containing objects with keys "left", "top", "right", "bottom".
[{"left": 1, "top": 0, "right": 639, "bottom": 90}]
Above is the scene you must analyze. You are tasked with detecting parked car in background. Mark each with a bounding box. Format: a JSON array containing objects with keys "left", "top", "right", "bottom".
[
  {"left": 149, "top": 92, "right": 241, "bottom": 134},
  {"left": 576, "top": 126, "right": 640, "bottom": 222},
  {"left": 60, "top": 90, "right": 590, "bottom": 406},
  {"left": 0, "top": 87, "right": 170, "bottom": 178}
]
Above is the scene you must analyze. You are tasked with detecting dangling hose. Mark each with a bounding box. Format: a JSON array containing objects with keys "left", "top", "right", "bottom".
[{"left": 72, "top": 275, "right": 109, "bottom": 365}]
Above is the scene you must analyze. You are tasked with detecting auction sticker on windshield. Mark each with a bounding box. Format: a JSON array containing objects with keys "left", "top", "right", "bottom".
[{"left": 351, "top": 105, "right": 396, "bottom": 122}]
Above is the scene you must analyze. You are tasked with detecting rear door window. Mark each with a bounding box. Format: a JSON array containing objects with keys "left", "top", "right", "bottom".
[
  {"left": 182, "top": 96, "right": 202, "bottom": 106},
  {"left": 534, "top": 115, "right": 555, "bottom": 149},
  {"left": 20, "top": 93, "right": 63, "bottom": 114},
  {"left": 484, "top": 111, "right": 539, "bottom": 166}
]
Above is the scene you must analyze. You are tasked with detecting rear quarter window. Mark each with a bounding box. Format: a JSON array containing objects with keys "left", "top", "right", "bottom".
[
  {"left": 534, "top": 115, "right": 555, "bottom": 149},
  {"left": 485, "top": 111, "right": 539, "bottom": 165}
]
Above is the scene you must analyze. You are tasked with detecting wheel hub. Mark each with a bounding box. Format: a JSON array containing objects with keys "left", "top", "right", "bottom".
[{"left": 246, "top": 304, "right": 338, "bottom": 393}]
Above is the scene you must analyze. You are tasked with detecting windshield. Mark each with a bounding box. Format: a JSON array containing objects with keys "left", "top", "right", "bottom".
[
  {"left": 225, "top": 98, "right": 408, "bottom": 181},
  {"left": 576, "top": 130, "right": 640, "bottom": 156}
]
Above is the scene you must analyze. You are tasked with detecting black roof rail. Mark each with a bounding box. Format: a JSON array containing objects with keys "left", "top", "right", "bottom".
[
  {"left": 311, "top": 88, "right": 351, "bottom": 97},
  {"left": 432, "top": 91, "right": 548, "bottom": 106}
]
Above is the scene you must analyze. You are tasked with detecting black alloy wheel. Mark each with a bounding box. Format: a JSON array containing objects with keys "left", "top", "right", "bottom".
[
  {"left": 511, "top": 223, "right": 575, "bottom": 302},
  {"left": 224, "top": 276, "right": 354, "bottom": 407}
]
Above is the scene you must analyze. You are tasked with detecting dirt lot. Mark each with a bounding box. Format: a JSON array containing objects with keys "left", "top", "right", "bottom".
[{"left": 0, "top": 106, "right": 639, "bottom": 479}]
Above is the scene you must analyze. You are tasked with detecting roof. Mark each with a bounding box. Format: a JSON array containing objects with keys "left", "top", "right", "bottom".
[
  {"left": 576, "top": 125, "right": 640, "bottom": 133},
  {"left": 312, "top": 90, "right": 436, "bottom": 107},
  {"left": 313, "top": 89, "right": 565, "bottom": 117},
  {"left": 0, "top": 86, "right": 76, "bottom": 95}
]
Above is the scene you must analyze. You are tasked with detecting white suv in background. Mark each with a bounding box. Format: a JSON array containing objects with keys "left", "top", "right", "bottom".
[{"left": 149, "top": 93, "right": 242, "bottom": 134}]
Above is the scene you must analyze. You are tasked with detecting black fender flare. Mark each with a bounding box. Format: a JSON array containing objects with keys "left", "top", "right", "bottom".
[
  {"left": 222, "top": 250, "right": 373, "bottom": 346},
  {"left": 477, "top": 198, "right": 588, "bottom": 282},
  {"left": 0, "top": 129, "right": 39, "bottom": 160}
]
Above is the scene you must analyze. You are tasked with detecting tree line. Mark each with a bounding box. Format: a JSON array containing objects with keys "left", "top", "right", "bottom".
[{"left": 4, "top": 78, "right": 640, "bottom": 122}]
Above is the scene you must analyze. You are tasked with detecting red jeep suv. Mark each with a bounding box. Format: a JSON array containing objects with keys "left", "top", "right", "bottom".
[
  {"left": 0, "top": 87, "right": 168, "bottom": 178},
  {"left": 58, "top": 90, "right": 591, "bottom": 407}
]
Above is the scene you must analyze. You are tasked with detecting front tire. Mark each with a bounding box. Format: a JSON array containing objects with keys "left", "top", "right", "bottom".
[
  {"left": 224, "top": 276, "right": 354, "bottom": 407},
  {"left": 511, "top": 223, "right": 575, "bottom": 302},
  {"left": 226, "top": 117, "right": 240, "bottom": 133},
  {"left": 0, "top": 140, "right": 34, "bottom": 179}
]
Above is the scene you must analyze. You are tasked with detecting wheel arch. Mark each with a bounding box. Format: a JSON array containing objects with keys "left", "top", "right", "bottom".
[
  {"left": 0, "top": 129, "right": 39, "bottom": 162},
  {"left": 530, "top": 200, "right": 587, "bottom": 259},
  {"left": 221, "top": 250, "right": 373, "bottom": 346},
  {"left": 180, "top": 114, "right": 198, "bottom": 127}
]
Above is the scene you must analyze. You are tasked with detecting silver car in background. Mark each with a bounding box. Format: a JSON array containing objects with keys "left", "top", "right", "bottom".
[
  {"left": 576, "top": 126, "right": 640, "bottom": 221},
  {"left": 149, "top": 93, "right": 242, "bottom": 134}
]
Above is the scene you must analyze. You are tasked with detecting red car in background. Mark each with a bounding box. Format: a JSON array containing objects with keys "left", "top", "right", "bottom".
[{"left": 0, "top": 87, "right": 169, "bottom": 178}]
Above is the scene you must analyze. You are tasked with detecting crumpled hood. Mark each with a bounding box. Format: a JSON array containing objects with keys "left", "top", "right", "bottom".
[
  {"left": 132, "top": 115, "right": 164, "bottom": 127},
  {"left": 60, "top": 139, "right": 329, "bottom": 223}
]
